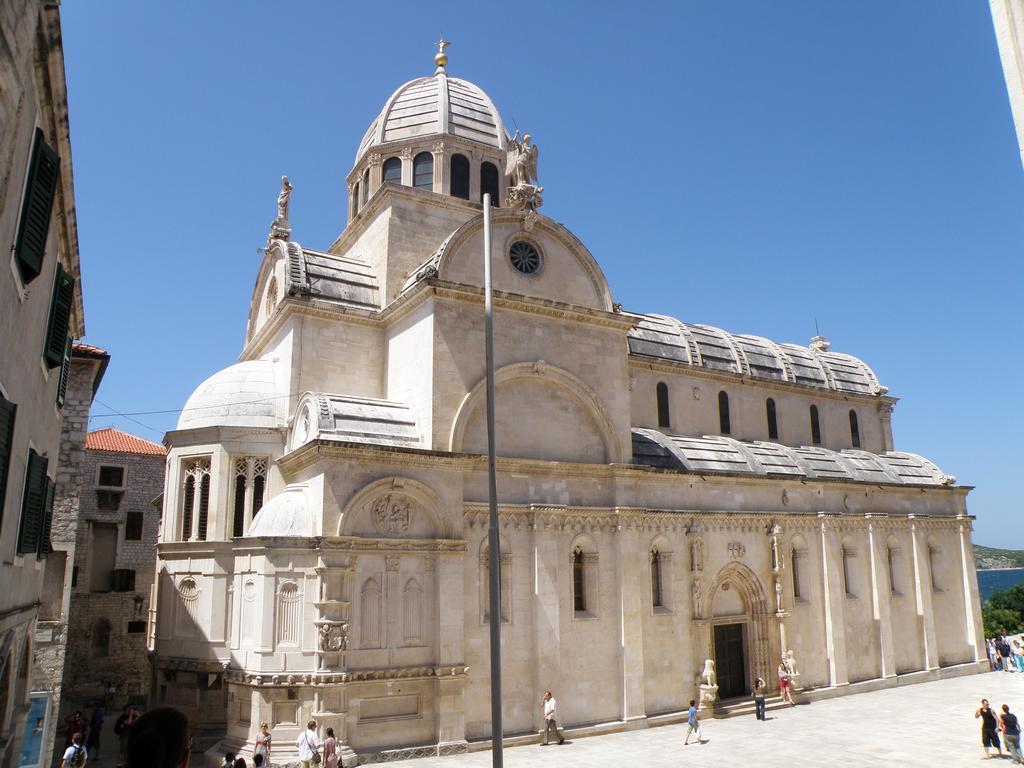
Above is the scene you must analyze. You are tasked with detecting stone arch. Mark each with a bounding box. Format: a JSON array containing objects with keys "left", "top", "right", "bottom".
[
  {"left": 705, "top": 561, "right": 774, "bottom": 695},
  {"left": 339, "top": 476, "right": 451, "bottom": 539},
  {"left": 449, "top": 361, "right": 624, "bottom": 463}
]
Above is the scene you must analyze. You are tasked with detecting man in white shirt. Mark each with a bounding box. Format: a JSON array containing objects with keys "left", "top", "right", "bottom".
[
  {"left": 60, "top": 733, "right": 87, "bottom": 768},
  {"left": 541, "top": 691, "right": 565, "bottom": 746},
  {"left": 296, "top": 719, "right": 321, "bottom": 767}
]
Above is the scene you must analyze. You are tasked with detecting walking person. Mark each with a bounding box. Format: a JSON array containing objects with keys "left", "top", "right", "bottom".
[
  {"left": 683, "top": 699, "right": 703, "bottom": 745},
  {"left": 540, "top": 691, "right": 564, "bottom": 745},
  {"left": 64, "top": 711, "right": 86, "bottom": 748},
  {"left": 115, "top": 705, "right": 137, "bottom": 768},
  {"left": 1003, "top": 704, "right": 1023, "bottom": 765},
  {"left": 976, "top": 699, "right": 1003, "bottom": 759},
  {"left": 324, "top": 727, "right": 339, "bottom": 768},
  {"left": 87, "top": 705, "right": 104, "bottom": 758},
  {"left": 253, "top": 722, "right": 272, "bottom": 765},
  {"left": 60, "top": 732, "right": 88, "bottom": 768},
  {"left": 778, "top": 657, "right": 795, "bottom": 706},
  {"left": 296, "top": 719, "right": 321, "bottom": 767},
  {"left": 753, "top": 677, "right": 767, "bottom": 721}
]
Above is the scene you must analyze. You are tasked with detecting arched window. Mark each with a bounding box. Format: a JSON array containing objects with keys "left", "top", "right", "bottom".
[
  {"left": 480, "top": 161, "right": 500, "bottom": 203},
  {"left": 766, "top": 398, "right": 778, "bottom": 440},
  {"left": 382, "top": 157, "right": 401, "bottom": 184},
  {"left": 450, "top": 154, "right": 470, "bottom": 199},
  {"left": 651, "top": 549, "right": 663, "bottom": 608},
  {"left": 849, "top": 409, "right": 860, "bottom": 448},
  {"left": 573, "top": 548, "right": 586, "bottom": 613},
  {"left": 276, "top": 582, "right": 301, "bottom": 646},
  {"left": 413, "top": 152, "right": 433, "bottom": 189},
  {"left": 361, "top": 168, "right": 369, "bottom": 203},
  {"left": 810, "top": 405, "right": 821, "bottom": 445},
  {"left": 90, "top": 619, "right": 111, "bottom": 659},
  {"left": 656, "top": 382, "right": 670, "bottom": 428},
  {"left": 181, "top": 458, "right": 210, "bottom": 541},
  {"left": 353, "top": 183, "right": 360, "bottom": 215},
  {"left": 718, "top": 391, "right": 731, "bottom": 435},
  {"left": 791, "top": 547, "right": 804, "bottom": 600},
  {"left": 359, "top": 578, "right": 382, "bottom": 648}
]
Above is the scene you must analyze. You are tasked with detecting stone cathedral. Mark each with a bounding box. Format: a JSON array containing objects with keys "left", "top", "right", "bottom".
[{"left": 152, "top": 45, "right": 986, "bottom": 764}]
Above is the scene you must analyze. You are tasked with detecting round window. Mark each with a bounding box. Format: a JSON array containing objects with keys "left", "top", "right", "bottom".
[{"left": 508, "top": 241, "right": 542, "bottom": 275}]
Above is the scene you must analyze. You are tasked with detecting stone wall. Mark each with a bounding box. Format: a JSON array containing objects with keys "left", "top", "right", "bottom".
[{"left": 63, "top": 446, "right": 165, "bottom": 703}]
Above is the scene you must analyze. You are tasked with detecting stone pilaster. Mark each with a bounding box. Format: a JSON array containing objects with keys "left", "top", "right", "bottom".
[
  {"left": 616, "top": 516, "right": 646, "bottom": 723},
  {"left": 434, "top": 550, "right": 466, "bottom": 747},
  {"left": 818, "top": 513, "right": 849, "bottom": 687},
  {"left": 866, "top": 517, "right": 896, "bottom": 679},
  {"left": 909, "top": 517, "right": 939, "bottom": 670},
  {"left": 957, "top": 516, "right": 985, "bottom": 663},
  {"left": 532, "top": 513, "right": 562, "bottom": 732}
]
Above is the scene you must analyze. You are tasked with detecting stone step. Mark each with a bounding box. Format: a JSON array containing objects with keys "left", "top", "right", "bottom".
[{"left": 713, "top": 695, "right": 797, "bottom": 718}]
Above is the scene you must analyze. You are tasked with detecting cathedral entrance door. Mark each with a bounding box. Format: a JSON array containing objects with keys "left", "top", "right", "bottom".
[{"left": 713, "top": 623, "right": 747, "bottom": 699}]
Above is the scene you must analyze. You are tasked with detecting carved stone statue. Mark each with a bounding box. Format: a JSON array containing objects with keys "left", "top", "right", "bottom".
[
  {"left": 271, "top": 176, "right": 293, "bottom": 240},
  {"left": 505, "top": 129, "right": 544, "bottom": 210},
  {"left": 317, "top": 621, "right": 350, "bottom": 653},
  {"left": 785, "top": 649, "right": 800, "bottom": 680},
  {"left": 697, "top": 659, "right": 719, "bottom": 710}
]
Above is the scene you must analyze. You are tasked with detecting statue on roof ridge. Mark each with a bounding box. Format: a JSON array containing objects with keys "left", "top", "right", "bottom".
[
  {"left": 270, "top": 175, "right": 293, "bottom": 240},
  {"left": 506, "top": 130, "right": 544, "bottom": 211}
]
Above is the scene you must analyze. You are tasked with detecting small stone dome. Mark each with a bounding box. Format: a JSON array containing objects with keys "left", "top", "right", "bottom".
[
  {"left": 177, "top": 359, "right": 278, "bottom": 430},
  {"left": 355, "top": 69, "right": 507, "bottom": 164},
  {"left": 246, "top": 483, "right": 312, "bottom": 537}
]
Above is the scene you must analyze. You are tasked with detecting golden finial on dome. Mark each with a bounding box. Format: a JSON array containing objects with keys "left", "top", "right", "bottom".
[{"left": 435, "top": 38, "right": 449, "bottom": 71}]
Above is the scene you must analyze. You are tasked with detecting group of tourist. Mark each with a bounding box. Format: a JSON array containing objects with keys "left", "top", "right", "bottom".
[
  {"left": 975, "top": 698, "right": 1022, "bottom": 763},
  {"left": 60, "top": 706, "right": 185, "bottom": 768},
  {"left": 59, "top": 703, "right": 139, "bottom": 767},
  {"left": 987, "top": 630, "right": 1024, "bottom": 672}
]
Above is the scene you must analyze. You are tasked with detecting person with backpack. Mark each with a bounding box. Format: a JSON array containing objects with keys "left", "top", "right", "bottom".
[
  {"left": 1002, "top": 704, "right": 1023, "bottom": 765},
  {"left": 60, "top": 732, "right": 88, "bottom": 768}
]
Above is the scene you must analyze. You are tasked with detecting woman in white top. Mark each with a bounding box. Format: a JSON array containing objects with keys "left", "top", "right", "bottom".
[{"left": 296, "top": 720, "right": 321, "bottom": 768}]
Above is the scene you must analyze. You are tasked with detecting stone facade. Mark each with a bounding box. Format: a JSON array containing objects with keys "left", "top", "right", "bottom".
[
  {"left": 31, "top": 347, "right": 106, "bottom": 768},
  {"left": 0, "top": 2, "right": 85, "bottom": 766},
  {"left": 152, "top": 51, "right": 986, "bottom": 765},
  {"left": 61, "top": 430, "right": 165, "bottom": 704}
]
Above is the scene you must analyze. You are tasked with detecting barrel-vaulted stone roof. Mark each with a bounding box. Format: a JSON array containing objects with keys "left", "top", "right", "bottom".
[
  {"left": 632, "top": 429, "right": 954, "bottom": 486},
  {"left": 285, "top": 243, "right": 379, "bottom": 309},
  {"left": 293, "top": 393, "right": 421, "bottom": 450},
  {"left": 628, "top": 314, "right": 885, "bottom": 395}
]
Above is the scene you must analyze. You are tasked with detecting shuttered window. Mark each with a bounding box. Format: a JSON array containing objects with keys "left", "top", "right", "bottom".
[
  {"left": 39, "top": 478, "right": 55, "bottom": 556},
  {"left": 0, "top": 398, "right": 16, "bottom": 530},
  {"left": 17, "top": 449, "right": 49, "bottom": 555},
  {"left": 14, "top": 128, "right": 61, "bottom": 285},
  {"left": 43, "top": 265, "right": 75, "bottom": 369},
  {"left": 56, "top": 335, "right": 72, "bottom": 408}
]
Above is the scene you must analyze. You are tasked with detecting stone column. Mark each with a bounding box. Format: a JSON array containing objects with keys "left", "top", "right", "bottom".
[
  {"left": 431, "top": 142, "right": 446, "bottom": 195},
  {"left": 532, "top": 509, "right": 563, "bottom": 733},
  {"left": 435, "top": 549, "right": 467, "bottom": 748},
  {"left": 469, "top": 150, "right": 482, "bottom": 204},
  {"left": 400, "top": 147, "right": 414, "bottom": 186},
  {"left": 879, "top": 404, "right": 894, "bottom": 453},
  {"left": 866, "top": 517, "right": 896, "bottom": 679},
  {"left": 957, "top": 516, "right": 985, "bottom": 663},
  {"left": 616, "top": 514, "right": 646, "bottom": 725},
  {"left": 818, "top": 513, "right": 849, "bottom": 688},
  {"left": 368, "top": 153, "right": 383, "bottom": 196},
  {"left": 347, "top": 183, "right": 356, "bottom": 223},
  {"left": 909, "top": 517, "right": 939, "bottom": 671}
]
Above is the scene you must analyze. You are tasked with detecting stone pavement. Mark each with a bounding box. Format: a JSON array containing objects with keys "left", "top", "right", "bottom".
[{"left": 380, "top": 672, "right": 1024, "bottom": 768}]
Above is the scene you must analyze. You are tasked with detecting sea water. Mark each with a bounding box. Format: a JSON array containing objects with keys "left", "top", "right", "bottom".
[{"left": 978, "top": 568, "right": 1024, "bottom": 601}]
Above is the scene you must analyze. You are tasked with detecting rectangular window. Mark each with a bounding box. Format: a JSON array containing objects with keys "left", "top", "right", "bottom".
[
  {"left": 14, "top": 127, "right": 61, "bottom": 285},
  {"left": 929, "top": 547, "right": 942, "bottom": 592},
  {"left": 126, "top": 620, "right": 146, "bottom": 634},
  {"left": 17, "top": 449, "right": 48, "bottom": 555},
  {"left": 43, "top": 264, "right": 75, "bottom": 369},
  {"left": 0, "top": 397, "right": 16, "bottom": 534},
  {"left": 96, "top": 490, "right": 122, "bottom": 511},
  {"left": 112, "top": 568, "right": 136, "bottom": 592},
  {"left": 89, "top": 523, "right": 118, "bottom": 592},
  {"left": 98, "top": 465, "right": 125, "bottom": 487},
  {"left": 125, "top": 511, "right": 143, "bottom": 541},
  {"left": 842, "top": 547, "right": 856, "bottom": 598}
]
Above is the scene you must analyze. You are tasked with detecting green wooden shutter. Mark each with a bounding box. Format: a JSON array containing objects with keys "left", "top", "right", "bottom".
[
  {"left": 38, "top": 478, "right": 55, "bottom": 557},
  {"left": 43, "top": 265, "right": 74, "bottom": 369},
  {"left": 14, "top": 128, "right": 61, "bottom": 285},
  {"left": 0, "top": 398, "right": 16, "bottom": 528},
  {"left": 56, "top": 335, "right": 72, "bottom": 408},
  {"left": 17, "top": 450, "right": 48, "bottom": 554}
]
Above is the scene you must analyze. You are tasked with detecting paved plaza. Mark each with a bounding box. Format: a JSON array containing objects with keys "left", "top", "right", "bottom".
[{"left": 380, "top": 672, "right": 1023, "bottom": 768}]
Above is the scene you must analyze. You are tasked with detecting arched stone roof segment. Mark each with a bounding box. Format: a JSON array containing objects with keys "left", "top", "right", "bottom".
[
  {"left": 176, "top": 359, "right": 279, "bottom": 431},
  {"left": 631, "top": 429, "right": 954, "bottom": 486},
  {"left": 628, "top": 314, "right": 885, "bottom": 395},
  {"left": 356, "top": 73, "right": 508, "bottom": 164}
]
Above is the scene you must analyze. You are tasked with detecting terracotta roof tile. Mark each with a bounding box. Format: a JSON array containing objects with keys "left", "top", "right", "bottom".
[
  {"left": 72, "top": 343, "right": 109, "bottom": 357},
  {"left": 85, "top": 427, "right": 165, "bottom": 456}
]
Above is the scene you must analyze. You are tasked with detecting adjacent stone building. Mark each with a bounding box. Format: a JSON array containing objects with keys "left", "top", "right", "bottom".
[
  {"left": 0, "top": 2, "right": 86, "bottom": 766},
  {"left": 61, "top": 427, "right": 165, "bottom": 706},
  {"left": 152, "top": 47, "right": 986, "bottom": 765}
]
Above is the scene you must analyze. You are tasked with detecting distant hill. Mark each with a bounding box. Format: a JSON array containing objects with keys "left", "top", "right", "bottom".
[{"left": 976, "top": 544, "right": 1024, "bottom": 570}]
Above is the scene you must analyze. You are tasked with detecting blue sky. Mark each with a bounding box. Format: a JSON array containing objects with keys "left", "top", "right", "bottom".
[{"left": 62, "top": 1, "right": 1023, "bottom": 546}]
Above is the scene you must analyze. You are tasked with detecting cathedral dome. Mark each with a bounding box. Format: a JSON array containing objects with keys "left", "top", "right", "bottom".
[
  {"left": 176, "top": 359, "right": 278, "bottom": 431},
  {"left": 355, "top": 67, "right": 508, "bottom": 164},
  {"left": 246, "top": 483, "right": 312, "bottom": 538}
]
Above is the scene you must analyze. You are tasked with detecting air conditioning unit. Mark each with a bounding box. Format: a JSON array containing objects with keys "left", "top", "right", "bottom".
[{"left": 112, "top": 569, "right": 136, "bottom": 592}]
